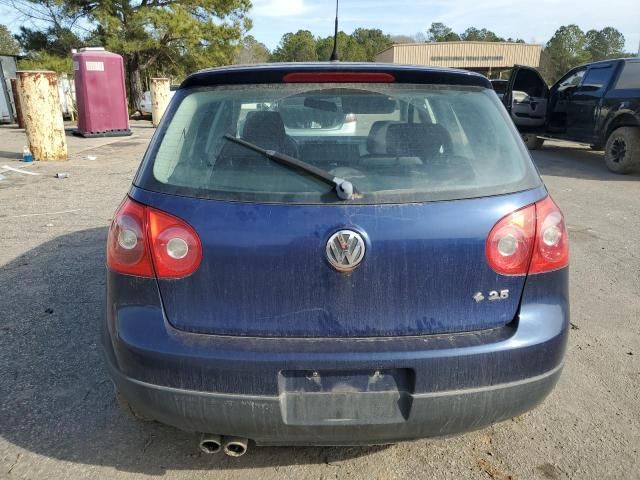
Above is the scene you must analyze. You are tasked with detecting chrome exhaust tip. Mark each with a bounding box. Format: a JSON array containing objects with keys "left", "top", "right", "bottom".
[
  {"left": 223, "top": 436, "right": 248, "bottom": 457},
  {"left": 199, "top": 433, "right": 222, "bottom": 454}
]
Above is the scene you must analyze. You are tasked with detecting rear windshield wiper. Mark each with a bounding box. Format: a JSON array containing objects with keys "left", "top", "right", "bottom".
[{"left": 222, "top": 134, "right": 356, "bottom": 200}]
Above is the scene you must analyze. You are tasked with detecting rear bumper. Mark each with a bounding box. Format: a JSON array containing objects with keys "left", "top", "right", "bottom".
[
  {"left": 105, "top": 346, "right": 562, "bottom": 445},
  {"left": 103, "top": 268, "right": 569, "bottom": 445}
]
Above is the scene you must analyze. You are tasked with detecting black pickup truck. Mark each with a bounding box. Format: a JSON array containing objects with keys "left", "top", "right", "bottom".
[{"left": 503, "top": 58, "right": 640, "bottom": 173}]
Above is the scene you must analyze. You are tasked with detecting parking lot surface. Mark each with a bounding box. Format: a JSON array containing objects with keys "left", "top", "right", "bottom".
[{"left": 0, "top": 124, "right": 638, "bottom": 479}]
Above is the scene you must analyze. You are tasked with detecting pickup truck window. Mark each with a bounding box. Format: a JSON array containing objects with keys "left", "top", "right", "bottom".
[
  {"left": 581, "top": 66, "right": 614, "bottom": 91},
  {"left": 615, "top": 62, "right": 640, "bottom": 89},
  {"left": 558, "top": 69, "right": 585, "bottom": 90}
]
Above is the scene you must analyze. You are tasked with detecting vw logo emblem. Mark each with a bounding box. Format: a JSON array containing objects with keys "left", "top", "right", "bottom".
[{"left": 326, "top": 230, "right": 366, "bottom": 272}]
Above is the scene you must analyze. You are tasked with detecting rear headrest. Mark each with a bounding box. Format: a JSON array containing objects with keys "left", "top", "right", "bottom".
[
  {"left": 386, "top": 123, "right": 452, "bottom": 158},
  {"left": 366, "top": 121, "right": 396, "bottom": 155},
  {"left": 242, "top": 111, "right": 287, "bottom": 148}
]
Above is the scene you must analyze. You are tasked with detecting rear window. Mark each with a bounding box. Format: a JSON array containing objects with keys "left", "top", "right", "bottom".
[{"left": 138, "top": 82, "right": 540, "bottom": 204}]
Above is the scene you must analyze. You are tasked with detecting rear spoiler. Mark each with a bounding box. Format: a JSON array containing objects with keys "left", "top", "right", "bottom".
[{"left": 181, "top": 63, "right": 492, "bottom": 90}]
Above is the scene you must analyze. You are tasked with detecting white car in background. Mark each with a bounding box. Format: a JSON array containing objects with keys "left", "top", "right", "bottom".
[
  {"left": 237, "top": 100, "right": 358, "bottom": 138},
  {"left": 278, "top": 96, "right": 357, "bottom": 137},
  {"left": 140, "top": 86, "right": 178, "bottom": 115}
]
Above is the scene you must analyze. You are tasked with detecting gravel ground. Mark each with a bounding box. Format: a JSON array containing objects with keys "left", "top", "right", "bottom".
[{"left": 0, "top": 125, "right": 638, "bottom": 479}]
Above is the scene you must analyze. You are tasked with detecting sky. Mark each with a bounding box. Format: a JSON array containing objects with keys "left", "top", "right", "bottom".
[
  {"left": 0, "top": 0, "right": 638, "bottom": 54},
  {"left": 250, "top": 0, "right": 640, "bottom": 52}
]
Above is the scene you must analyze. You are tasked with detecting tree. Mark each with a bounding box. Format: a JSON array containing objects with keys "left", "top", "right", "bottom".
[
  {"left": 3, "top": 0, "right": 88, "bottom": 70},
  {"left": 316, "top": 28, "right": 390, "bottom": 62},
  {"left": 0, "top": 24, "right": 19, "bottom": 54},
  {"left": 5, "top": 0, "right": 251, "bottom": 111},
  {"left": 585, "top": 27, "right": 626, "bottom": 61},
  {"left": 390, "top": 35, "right": 416, "bottom": 44},
  {"left": 537, "top": 48, "right": 556, "bottom": 85},
  {"left": 460, "top": 27, "right": 504, "bottom": 42},
  {"left": 414, "top": 32, "right": 427, "bottom": 43},
  {"left": 316, "top": 31, "right": 367, "bottom": 61},
  {"left": 18, "top": 51, "right": 73, "bottom": 73},
  {"left": 91, "top": 0, "right": 250, "bottom": 110},
  {"left": 2, "top": 0, "right": 94, "bottom": 70},
  {"left": 351, "top": 28, "right": 392, "bottom": 61},
  {"left": 272, "top": 28, "right": 391, "bottom": 63},
  {"left": 15, "top": 25, "right": 82, "bottom": 57},
  {"left": 543, "top": 25, "right": 591, "bottom": 82},
  {"left": 392, "top": 32, "right": 427, "bottom": 44},
  {"left": 391, "top": 35, "right": 416, "bottom": 45},
  {"left": 235, "top": 35, "right": 270, "bottom": 64},
  {"left": 425, "top": 23, "right": 460, "bottom": 42},
  {"left": 271, "top": 30, "right": 318, "bottom": 62},
  {"left": 425, "top": 23, "right": 524, "bottom": 43}
]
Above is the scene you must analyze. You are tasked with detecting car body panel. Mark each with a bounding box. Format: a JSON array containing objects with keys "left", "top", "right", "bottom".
[
  {"left": 598, "top": 67, "right": 640, "bottom": 145},
  {"left": 106, "top": 266, "right": 568, "bottom": 395},
  {"left": 130, "top": 185, "right": 547, "bottom": 337},
  {"left": 568, "top": 62, "right": 614, "bottom": 139}
]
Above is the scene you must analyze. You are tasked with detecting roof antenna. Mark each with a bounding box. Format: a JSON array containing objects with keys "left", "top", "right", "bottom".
[{"left": 330, "top": 0, "right": 339, "bottom": 61}]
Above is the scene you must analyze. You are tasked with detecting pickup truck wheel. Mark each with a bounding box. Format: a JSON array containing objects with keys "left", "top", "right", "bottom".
[
  {"left": 115, "top": 389, "right": 154, "bottom": 422},
  {"left": 522, "top": 134, "right": 544, "bottom": 150},
  {"left": 605, "top": 127, "right": 640, "bottom": 174}
]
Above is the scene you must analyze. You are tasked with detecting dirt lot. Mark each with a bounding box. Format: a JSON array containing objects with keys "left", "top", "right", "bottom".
[{"left": 0, "top": 124, "right": 638, "bottom": 479}]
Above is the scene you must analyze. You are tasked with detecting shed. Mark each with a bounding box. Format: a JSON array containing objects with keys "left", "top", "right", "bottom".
[{"left": 375, "top": 42, "right": 542, "bottom": 78}]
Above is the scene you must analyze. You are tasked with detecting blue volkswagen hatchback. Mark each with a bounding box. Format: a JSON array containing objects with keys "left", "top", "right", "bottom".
[{"left": 103, "top": 63, "right": 569, "bottom": 456}]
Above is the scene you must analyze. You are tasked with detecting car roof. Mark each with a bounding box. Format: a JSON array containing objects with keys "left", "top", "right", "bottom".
[
  {"left": 575, "top": 57, "right": 639, "bottom": 69},
  {"left": 180, "top": 62, "right": 492, "bottom": 89}
]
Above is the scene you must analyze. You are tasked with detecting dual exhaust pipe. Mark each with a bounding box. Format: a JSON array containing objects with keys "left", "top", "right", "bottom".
[{"left": 199, "top": 434, "right": 248, "bottom": 457}]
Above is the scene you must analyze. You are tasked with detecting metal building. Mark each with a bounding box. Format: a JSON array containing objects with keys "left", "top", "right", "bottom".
[{"left": 375, "top": 42, "right": 542, "bottom": 78}]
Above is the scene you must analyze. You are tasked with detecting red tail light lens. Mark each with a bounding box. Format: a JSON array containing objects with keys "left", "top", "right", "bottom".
[
  {"left": 147, "top": 208, "right": 202, "bottom": 278},
  {"left": 107, "top": 198, "right": 154, "bottom": 277},
  {"left": 107, "top": 197, "right": 202, "bottom": 279},
  {"left": 529, "top": 196, "right": 569, "bottom": 273},
  {"left": 283, "top": 72, "right": 395, "bottom": 83},
  {"left": 486, "top": 196, "right": 568, "bottom": 276},
  {"left": 486, "top": 204, "right": 536, "bottom": 275}
]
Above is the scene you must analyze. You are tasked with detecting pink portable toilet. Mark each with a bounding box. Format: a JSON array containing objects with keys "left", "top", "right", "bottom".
[{"left": 73, "top": 47, "right": 131, "bottom": 137}]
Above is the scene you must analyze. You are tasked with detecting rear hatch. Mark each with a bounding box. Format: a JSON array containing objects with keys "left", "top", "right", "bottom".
[
  {"left": 132, "top": 187, "right": 544, "bottom": 337},
  {"left": 134, "top": 65, "right": 543, "bottom": 337}
]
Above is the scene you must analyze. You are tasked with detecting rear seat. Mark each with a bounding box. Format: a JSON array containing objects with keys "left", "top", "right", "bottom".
[
  {"left": 360, "top": 122, "right": 453, "bottom": 167},
  {"left": 361, "top": 121, "right": 399, "bottom": 159},
  {"left": 386, "top": 123, "right": 452, "bottom": 159}
]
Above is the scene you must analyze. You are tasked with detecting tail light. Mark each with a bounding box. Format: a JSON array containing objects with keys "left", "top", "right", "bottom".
[
  {"left": 283, "top": 72, "right": 395, "bottom": 83},
  {"left": 344, "top": 113, "right": 357, "bottom": 123},
  {"left": 147, "top": 207, "right": 202, "bottom": 278},
  {"left": 486, "top": 196, "right": 568, "bottom": 276},
  {"left": 528, "top": 196, "right": 569, "bottom": 274},
  {"left": 106, "top": 198, "right": 155, "bottom": 277},
  {"left": 107, "top": 197, "right": 202, "bottom": 279}
]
